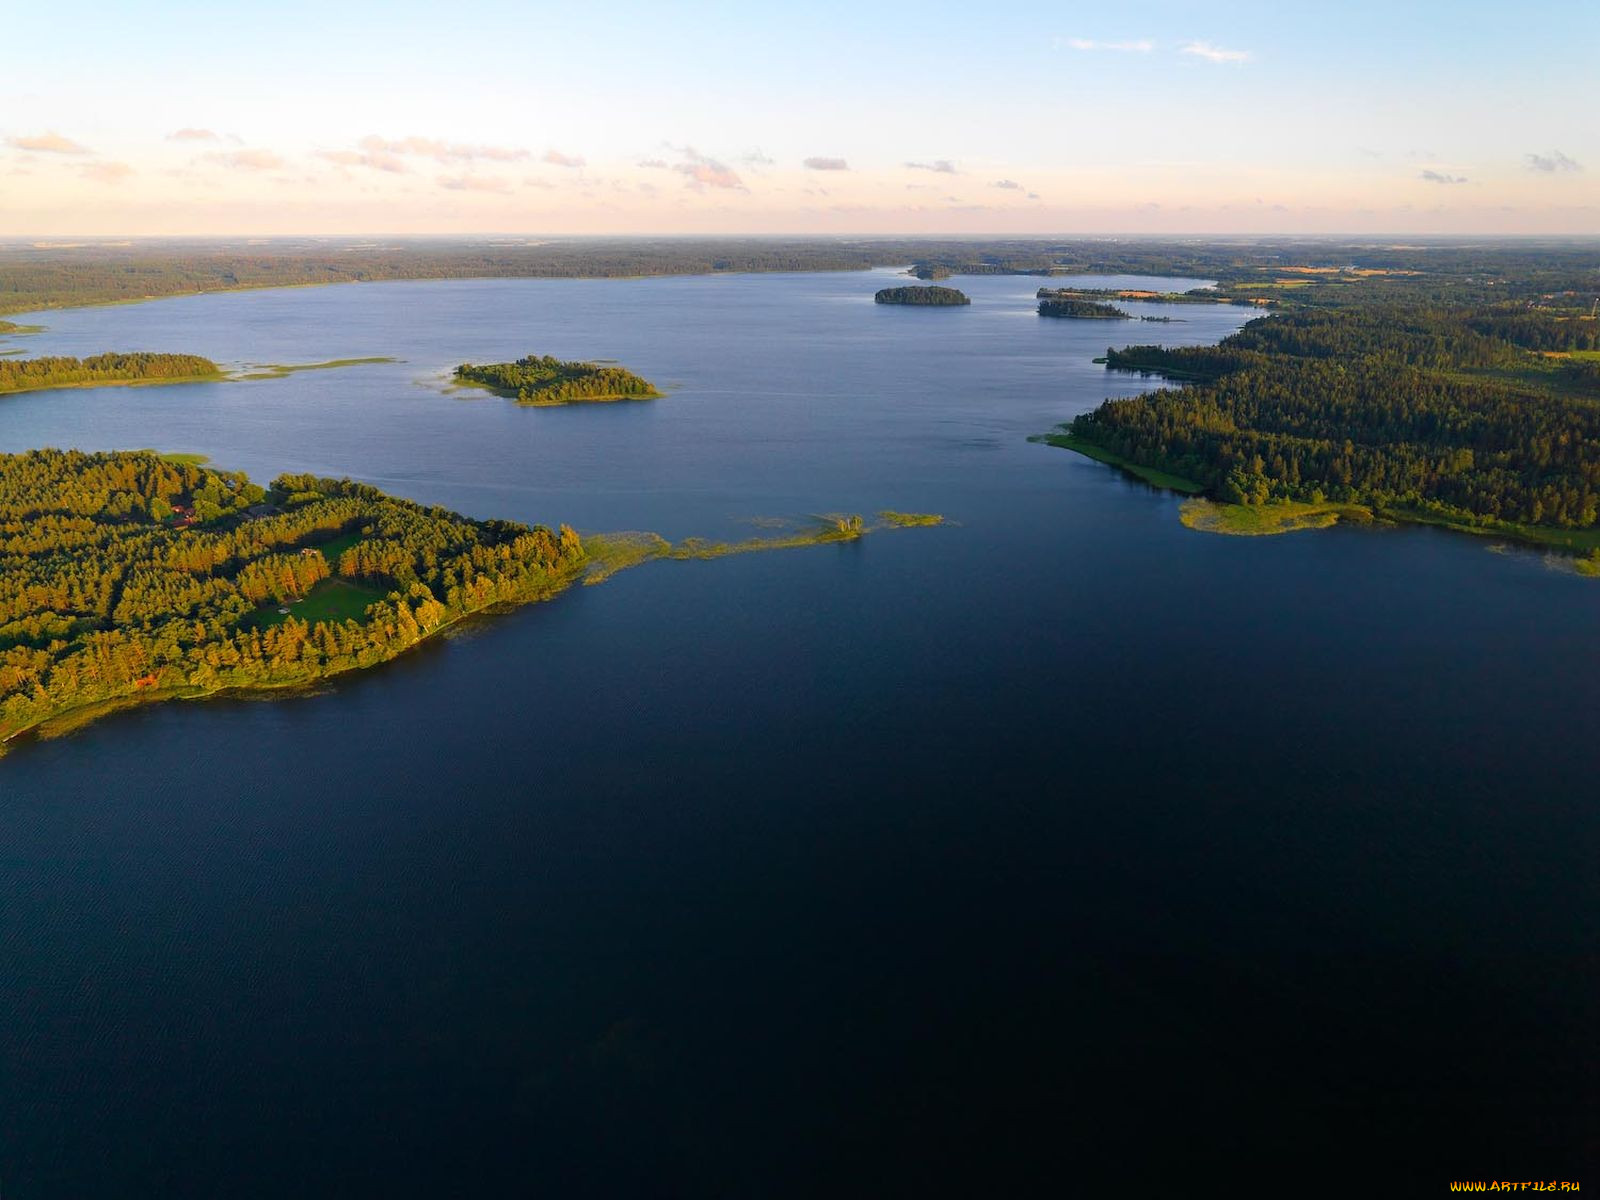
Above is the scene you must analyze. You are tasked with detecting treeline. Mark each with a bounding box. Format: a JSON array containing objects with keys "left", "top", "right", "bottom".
[
  {"left": 0, "top": 352, "right": 220, "bottom": 394},
  {"left": 0, "top": 449, "right": 585, "bottom": 748},
  {"left": 875, "top": 286, "right": 970, "bottom": 306},
  {"left": 5, "top": 237, "right": 1595, "bottom": 316},
  {"left": 1070, "top": 296, "right": 1600, "bottom": 528},
  {"left": 454, "top": 354, "right": 659, "bottom": 405}
]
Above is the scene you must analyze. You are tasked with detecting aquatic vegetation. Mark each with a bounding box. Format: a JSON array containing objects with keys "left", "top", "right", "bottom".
[
  {"left": 1178, "top": 499, "right": 1373, "bottom": 536},
  {"left": 233, "top": 357, "right": 398, "bottom": 380}
]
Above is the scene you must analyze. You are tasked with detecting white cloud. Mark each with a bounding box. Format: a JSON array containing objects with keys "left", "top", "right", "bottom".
[
  {"left": 991, "top": 179, "right": 1022, "bottom": 190},
  {"left": 361, "top": 135, "right": 529, "bottom": 163},
  {"left": 437, "top": 173, "right": 513, "bottom": 193},
  {"left": 1062, "top": 37, "right": 1153, "bottom": 52},
  {"left": 167, "top": 128, "right": 221, "bottom": 143},
  {"left": 205, "top": 148, "right": 286, "bottom": 170},
  {"left": 1419, "top": 170, "right": 1468, "bottom": 185},
  {"left": 1180, "top": 41, "right": 1251, "bottom": 63},
  {"left": 318, "top": 148, "right": 407, "bottom": 173},
  {"left": 803, "top": 157, "right": 848, "bottom": 171},
  {"left": 906, "top": 159, "right": 958, "bottom": 174},
  {"left": 80, "top": 161, "right": 135, "bottom": 184},
  {"left": 543, "top": 149, "right": 586, "bottom": 168}
]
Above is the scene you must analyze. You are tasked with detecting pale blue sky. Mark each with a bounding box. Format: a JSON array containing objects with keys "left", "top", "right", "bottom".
[{"left": 2, "top": 0, "right": 1595, "bottom": 234}]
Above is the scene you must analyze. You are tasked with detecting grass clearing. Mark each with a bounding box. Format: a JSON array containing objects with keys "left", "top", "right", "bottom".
[{"left": 243, "top": 577, "right": 387, "bottom": 630}]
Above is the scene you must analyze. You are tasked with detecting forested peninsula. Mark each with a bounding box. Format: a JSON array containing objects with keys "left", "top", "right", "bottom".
[
  {"left": 1044, "top": 271, "right": 1600, "bottom": 568},
  {"left": 453, "top": 354, "right": 660, "bottom": 405},
  {"left": 875, "top": 286, "right": 970, "bottom": 306},
  {"left": 0, "top": 450, "right": 938, "bottom": 753},
  {"left": 0, "top": 353, "right": 222, "bottom": 394}
]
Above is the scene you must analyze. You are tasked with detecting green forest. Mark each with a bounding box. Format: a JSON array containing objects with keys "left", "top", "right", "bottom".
[
  {"left": 0, "top": 449, "right": 587, "bottom": 750},
  {"left": 875, "top": 286, "right": 971, "bottom": 306},
  {"left": 454, "top": 354, "right": 660, "bottom": 405},
  {"left": 1059, "top": 290, "right": 1600, "bottom": 547},
  {"left": 0, "top": 353, "right": 221, "bottom": 394},
  {"left": 1038, "top": 296, "right": 1130, "bottom": 319}
]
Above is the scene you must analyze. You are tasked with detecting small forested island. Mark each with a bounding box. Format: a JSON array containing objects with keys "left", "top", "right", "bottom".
[
  {"left": 1043, "top": 283, "right": 1600, "bottom": 570},
  {"left": 453, "top": 354, "right": 660, "bottom": 405},
  {"left": 1037, "top": 293, "right": 1131, "bottom": 320},
  {"left": 875, "top": 286, "right": 971, "bottom": 307},
  {"left": 0, "top": 352, "right": 222, "bottom": 395}
]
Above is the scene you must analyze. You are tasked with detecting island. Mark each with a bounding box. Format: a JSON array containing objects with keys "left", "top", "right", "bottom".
[
  {"left": 0, "top": 352, "right": 222, "bottom": 395},
  {"left": 1036, "top": 291, "right": 1131, "bottom": 320},
  {"left": 0, "top": 449, "right": 943, "bottom": 753},
  {"left": 874, "top": 286, "right": 971, "bottom": 307},
  {"left": 1039, "top": 277, "right": 1600, "bottom": 572},
  {"left": 453, "top": 354, "right": 661, "bottom": 405}
]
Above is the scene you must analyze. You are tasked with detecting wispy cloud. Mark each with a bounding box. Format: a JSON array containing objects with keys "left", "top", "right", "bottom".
[
  {"left": 80, "top": 161, "right": 135, "bottom": 184},
  {"left": 167, "top": 128, "right": 221, "bottom": 143},
  {"left": 1525, "top": 150, "right": 1582, "bottom": 173},
  {"left": 991, "top": 179, "right": 1022, "bottom": 190},
  {"left": 318, "top": 148, "right": 406, "bottom": 173},
  {"left": 906, "top": 159, "right": 958, "bottom": 174},
  {"left": 205, "top": 148, "right": 285, "bottom": 171},
  {"left": 742, "top": 149, "right": 775, "bottom": 166},
  {"left": 1419, "top": 169, "right": 1468, "bottom": 185},
  {"left": 543, "top": 149, "right": 585, "bottom": 168},
  {"left": 361, "top": 135, "right": 529, "bottom": 164},
  {"left": 437, "top": 173, "right": 513, "bottom": 193},
  {"left": 6, "top": 130, "right": 90, "bottom": 155},
  {"left": 1180, "top": 41, "right": 1251, "bottom": 63},
  {"left": 1062, "top": 37, "right": 1152, "bottom": 52},
  {"left": 803, "top": 156, "right": 848, "bottom": 171},
  {"left": 671, "top": 146, "right": 744, "bottom": 190},
  {"left": 638, "top": 158, "right": 668, "bottom": 169}
]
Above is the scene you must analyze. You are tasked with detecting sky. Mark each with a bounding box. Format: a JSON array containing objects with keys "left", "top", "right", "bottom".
[{"left": 2, "top": 0, "right": 1596, "bottom": 236}]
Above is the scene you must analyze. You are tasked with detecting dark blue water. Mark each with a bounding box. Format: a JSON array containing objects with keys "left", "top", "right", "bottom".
[{"left": 1, "top": 272, "right": 1595, "bottom": 1194}]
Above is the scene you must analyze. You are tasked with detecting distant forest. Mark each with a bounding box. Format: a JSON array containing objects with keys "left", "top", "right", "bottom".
[
  {"left": 7, "top": 237, "right": 1599, "bottom": 317},
  {"left": 0, "top": 449, "right": 586, "bottom": 750}
]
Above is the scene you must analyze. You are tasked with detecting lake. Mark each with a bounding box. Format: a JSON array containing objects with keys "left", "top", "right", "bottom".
[{"left": 0, "top": 270, "right": 1594, "bottom": 1194}]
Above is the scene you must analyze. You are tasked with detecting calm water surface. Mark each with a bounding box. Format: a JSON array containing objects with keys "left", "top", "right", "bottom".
[{"left": 0, "top": 271, "right": 1595, "bottom": 1194}]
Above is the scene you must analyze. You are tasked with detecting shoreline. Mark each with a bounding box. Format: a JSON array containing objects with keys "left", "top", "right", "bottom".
[{"left": 1040, "top": 429, "right": 1600, "bottom": 565}]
